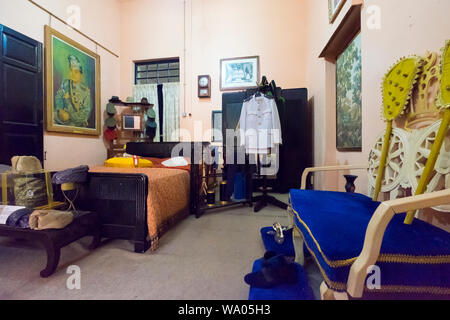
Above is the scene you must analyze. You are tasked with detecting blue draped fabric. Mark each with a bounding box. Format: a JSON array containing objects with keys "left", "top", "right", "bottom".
[{"left": 289, "top": 189, "right": 450, "bottom": 298}]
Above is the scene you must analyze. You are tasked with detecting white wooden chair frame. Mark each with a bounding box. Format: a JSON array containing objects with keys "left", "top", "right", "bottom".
[{"left": 289, "top": 165, "right": 450, "bottom": 300}]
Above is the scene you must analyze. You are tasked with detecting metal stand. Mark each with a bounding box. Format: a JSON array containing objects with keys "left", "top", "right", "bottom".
[
  {"left": 252, "top": 155, "right": 287, "bottom": 212},
  {"left": 193, "top": 144, "right": 253, "bottom": 218}
]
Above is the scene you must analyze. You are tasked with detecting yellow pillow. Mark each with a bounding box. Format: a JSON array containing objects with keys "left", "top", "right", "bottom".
[{"left": 104, "top": 157, "right": 153, "bottom": 168}]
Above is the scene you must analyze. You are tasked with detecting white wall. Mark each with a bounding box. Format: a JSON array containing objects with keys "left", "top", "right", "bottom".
[
  {"left": 305, "top": 0, "right": 450, "bottom": 193},
  {"left": 119, "top": 0, "right": 308, "bottom": 140},
  {"left": 0, "top": 0, "right": 121, "bottom": 170}
]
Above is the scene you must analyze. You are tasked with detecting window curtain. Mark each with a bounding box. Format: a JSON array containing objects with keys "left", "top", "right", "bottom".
[
  {"left": 133, "top": 84, "right": 160, "bottom": 142},
  {"left": 162, "top": 82, "right": 180, "bottom": 142}
]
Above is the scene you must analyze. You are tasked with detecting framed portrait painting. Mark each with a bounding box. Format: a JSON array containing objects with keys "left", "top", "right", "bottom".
[
  {"left": 336, "top": 32, "right": 362, "bottom": 151},
  {"left": 328, "top": 0, "right": 346, "bottom": 23},
  {"left": 220, "top": 56, "right": 259, "bottom": 91},
  {"left": 45, "top": 25, "right": 101, "bottom": 136}
]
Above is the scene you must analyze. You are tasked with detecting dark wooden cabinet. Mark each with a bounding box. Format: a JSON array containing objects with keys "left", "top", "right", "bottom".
[
  {"left": 222, "top": 88, "right": 312, "bottom": 193},
  {"left": 276, "top": 88, "right": 312, "bottom": 192}
]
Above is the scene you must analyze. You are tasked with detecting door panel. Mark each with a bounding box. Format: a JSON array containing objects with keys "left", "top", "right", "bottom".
[
  {"left": 3, "top": 63, "right": 39, "bottom": 124},
  {"left": 2, "top": 133, "right": 41, "bottom": 163},
  {"left": 0, "top": 24, "right": 43, "bottom": 165},
  {"left": 222, "top": 91, "right": 246, "bottom": 148},
  {"left": 278, "top": 88, "right": 311, "bottom": 192},
  {"left": 2, "top": 32, "right": 39, "bottom": 70}
]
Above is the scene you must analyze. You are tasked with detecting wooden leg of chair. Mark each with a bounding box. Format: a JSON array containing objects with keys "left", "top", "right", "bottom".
[
  {"left": 334, "top": 291, "right": 350, "bottom": 300},
  {"left": 287, "top": 208, "right": 295, "bottom": 229},
  {"left": 320, "top": 281, "right": 350, "bottom": 300},
  {"left": 320, "top": 281, "right": 335, "bottom": 300},
  {"left": 292, "top": 227, "right": 305, "bottom": 266}
]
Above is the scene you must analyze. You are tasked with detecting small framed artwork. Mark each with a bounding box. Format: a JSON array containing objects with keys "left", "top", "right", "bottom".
[
  {"left": 220, "top": 56, "right": 259, "bottom": 91},
  {"left": 212, "top": 111, "right": 222, "bottom": 142},
  {"left": 328, "top": 0, "right": 347, "bottom": 23},
  {"left": 336, "top": 32, "right": 362, "bottom": 151},
  {"left": 45, "top": 25, "right": 101, "bottom": 136},
  {"left": 122, "top": 114, "right": 143, "bottom": 131}
]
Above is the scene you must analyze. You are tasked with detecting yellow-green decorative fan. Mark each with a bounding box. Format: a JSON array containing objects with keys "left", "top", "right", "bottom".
[
  {"left": 437, "top": 40, "right": 450, "bottom": 110},
  {"left": 382, "top": 56, "right": 423, "bottom": 120},
  {"left": 373, "top": 56, "right": 423, "bottom": 201},
  {"left": 404, "top": 40, "right": 450, "bottom": 224}
]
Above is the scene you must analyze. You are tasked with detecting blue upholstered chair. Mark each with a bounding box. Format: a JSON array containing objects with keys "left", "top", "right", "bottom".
[
  {"left": 288, "top": 46, "right": 450, "bottom": 300},
  {"left": 289, "top": 188, "right": 450, "bottom": 300}
]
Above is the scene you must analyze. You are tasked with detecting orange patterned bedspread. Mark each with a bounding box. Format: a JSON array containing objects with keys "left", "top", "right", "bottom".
[{"left": 89, "top": 166, "right": 190, "bottom": 251}]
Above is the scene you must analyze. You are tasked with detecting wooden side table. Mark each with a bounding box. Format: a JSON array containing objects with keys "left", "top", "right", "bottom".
[{"left": 0, "top": 211, "right": 100, "bottom": 277}]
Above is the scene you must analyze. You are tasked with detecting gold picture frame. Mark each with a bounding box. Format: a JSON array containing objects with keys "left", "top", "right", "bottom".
[
  {"left": 45, "top": 25, "right": 101, "bottom": 136},
  {"left": 328, "top": 0, "right": 347, "bottom": 24}
]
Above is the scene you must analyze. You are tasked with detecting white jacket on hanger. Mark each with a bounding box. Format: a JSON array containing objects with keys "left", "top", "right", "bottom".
[{"left": 239, "top": 94, "right": 282, "bottom": 154}]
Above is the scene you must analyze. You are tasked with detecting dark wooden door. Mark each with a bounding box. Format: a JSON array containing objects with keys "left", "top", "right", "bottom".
[
  {"left": 0, "top": 24, "right": 43, "bottom": 165},
  {"left": 278, "top": 88, "right": 312, "bottom": 192}
]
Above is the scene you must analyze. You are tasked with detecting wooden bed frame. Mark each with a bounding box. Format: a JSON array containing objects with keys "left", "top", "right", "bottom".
[{"left": 77, "top": 142, "right": 208, "bottom": 253}]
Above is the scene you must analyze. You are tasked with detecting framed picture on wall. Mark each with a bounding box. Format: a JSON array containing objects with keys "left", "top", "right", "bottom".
[
  {"left": 336, "top": 32, "right": 362, "bottom": 151},
  {"left": 212, "top": 110, "right": 222, "bottom": 142},
  {"left": 45, "top": 25, "right": 101, "bottom": 136},
  {"left": 328, "top": 0, "right": 347, "bottom": 23},
  {"left": 220, "top": 56, "right": 259, "bottom": 91}
]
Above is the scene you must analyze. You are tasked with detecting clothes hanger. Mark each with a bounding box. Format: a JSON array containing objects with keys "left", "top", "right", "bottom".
[{"left": 255, "top": 76, "right": 269, "bottom": 97}]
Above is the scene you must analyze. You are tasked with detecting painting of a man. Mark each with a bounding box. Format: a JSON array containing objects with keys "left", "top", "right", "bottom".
[
  {"left": 45, "top": 26, "right": 100, "bottom": 136},
  {"left": 54, "top": 55, "right": 92, "bottom": 128}
]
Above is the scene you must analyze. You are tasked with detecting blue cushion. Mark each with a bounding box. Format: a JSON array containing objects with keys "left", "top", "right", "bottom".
[
  {"left": 248, "top": 258, "right": 315, "bottom": 300},
  {"left": 289, "top": 189, "right": 450, "bottom": 298}
]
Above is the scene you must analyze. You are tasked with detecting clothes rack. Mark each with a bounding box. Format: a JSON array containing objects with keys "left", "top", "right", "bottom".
[{"left": 248, "top": 76, "right": 288, "bottom": 212}]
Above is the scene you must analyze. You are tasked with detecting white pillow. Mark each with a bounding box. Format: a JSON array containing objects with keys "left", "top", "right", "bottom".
[{"left": 162, "top": 157, "right": 189, "bottom": 167}]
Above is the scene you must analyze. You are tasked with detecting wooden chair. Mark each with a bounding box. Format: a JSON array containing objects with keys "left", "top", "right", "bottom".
[{"left": 288, "top": 41, "right": 450, "bottom": 300}]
